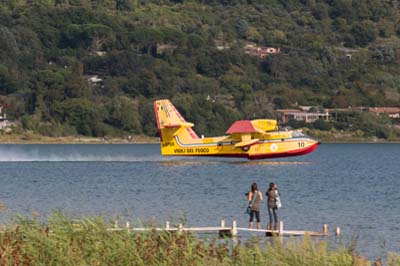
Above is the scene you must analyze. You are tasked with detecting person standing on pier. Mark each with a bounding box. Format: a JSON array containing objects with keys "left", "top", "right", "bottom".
[
  {"left": 266, "top": 182, "right": 280, "bottom": 230},
  {"left": 247, "top": 182, "right": 263, "bottom": 229}
]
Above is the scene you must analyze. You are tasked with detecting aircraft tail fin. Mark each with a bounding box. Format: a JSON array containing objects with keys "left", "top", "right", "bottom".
[{"left": 153, "top": 99, "right": 199, "bottom": 143}]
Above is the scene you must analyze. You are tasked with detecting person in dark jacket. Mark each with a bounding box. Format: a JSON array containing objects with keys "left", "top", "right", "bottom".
[{"left": 248, "top": 182, "right": 263, "bottom": 229}]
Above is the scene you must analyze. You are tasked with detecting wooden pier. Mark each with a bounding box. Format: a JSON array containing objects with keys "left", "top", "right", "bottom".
[{"left": 109, "top": 220, "right": 341, "bottom": 238}]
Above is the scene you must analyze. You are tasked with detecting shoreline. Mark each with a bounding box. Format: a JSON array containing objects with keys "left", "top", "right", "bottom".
[
  {"left": 0, "top": 134, "right": 399, "bottom": 144},
  {"left": 0, "top": 134, "right": 159, "bottom": 144}
]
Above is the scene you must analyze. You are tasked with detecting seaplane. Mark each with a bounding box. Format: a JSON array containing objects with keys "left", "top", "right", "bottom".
[{"left": 154, "top": 99, "right": 319, "bottom": 160}]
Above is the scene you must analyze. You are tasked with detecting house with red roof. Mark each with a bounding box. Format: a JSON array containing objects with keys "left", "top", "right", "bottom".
[
  {"left": 369, "top": 107, "right": 400, "bottom": 119},
  {"left": 277, "top": 109, "right": 330, "bottom": 124}
]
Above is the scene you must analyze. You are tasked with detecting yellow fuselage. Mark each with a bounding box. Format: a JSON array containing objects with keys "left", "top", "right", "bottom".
[
  {"left": 154, "top": 99, "right": 318, "bottom": 160},
  {"left": 159, "top": 129, "right": 318, "bottom": 160}
]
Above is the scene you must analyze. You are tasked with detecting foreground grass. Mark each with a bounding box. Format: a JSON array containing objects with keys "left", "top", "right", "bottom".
[{"left": 0, "top": 214, "right": 396, "bottom": 266}]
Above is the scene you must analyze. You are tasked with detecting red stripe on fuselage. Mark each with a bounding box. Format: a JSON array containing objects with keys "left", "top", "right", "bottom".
[
  {"left": 170, "top": 103, "right": 185, "bottom": 123},
  {"left": 153, "top": 101, "right": 163, "bottom": 142},
  {"left": 248, "top": 142, "right": 318, "bottom": 160}
]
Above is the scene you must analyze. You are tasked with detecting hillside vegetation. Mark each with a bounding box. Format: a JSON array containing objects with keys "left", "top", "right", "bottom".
[{"left": 1, "top": 0, "right": 400, "bottom": 139}]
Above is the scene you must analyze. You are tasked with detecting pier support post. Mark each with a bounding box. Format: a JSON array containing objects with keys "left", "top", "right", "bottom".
[
  {"left": 219, "top": 219, "right": 232, "bottom": 237},
  {"left": 166, "top": 221, "right": 170, "bottom": 230},
  {"left": 114, "top": 220, "right": 119, "bottom": 229},
  {"left": 335, "top": 227, "right": 341, "bottom": 236},
  {"left": 231, "top": 220, "right": 238, "bottom": 237},
  {"left": 178, "top": 223, "right": 183, "bottom": 234},
  {"left": 323, "top": 224, "right": 328, "bottom": 235},
  {"left": 279, "top": 221, "right": 284, "bottom": 236},
  {"left": 126, "top": 222, "right": 130, "bottom": 230}
]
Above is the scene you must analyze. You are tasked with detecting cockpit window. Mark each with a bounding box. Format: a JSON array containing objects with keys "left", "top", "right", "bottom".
[{"left": 292, "top": 130, "right": 306, "bottom": 137}]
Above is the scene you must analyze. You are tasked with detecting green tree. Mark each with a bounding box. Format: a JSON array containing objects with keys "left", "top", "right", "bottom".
[
  {"left": 371, "top": 46, "right": 395, "bottom": 64},
  {"left": 83, "top": 24, "right": 115, "bottom": 52},
  {"left": 53, "top": 98, "right": 105, "bottom": 136},
  {"left": 30, "top": 69, "right": 66, "bottom": 121},
  {"left": 0, "top": 65, "right": 18, "bottom": 94},
  {"left": 196, "top": 51, "right": 228, "bottom": 77},
  {"left": 235, "top": 19, "right": 248, "bottom": 39},
  {"left": 351, "top": 21, "right": 378, "bottom": 47},
  {"left": 329, "top": 0, "right": 354, "bottom": 21},
  {"left": 107, "top": 96, "right": 142, "bottom": 133},
  {"left": 116, "top": 0, "right": 133, "bottom": 11},
  {"left": 0, "top": 26, "right": 19, "bottom": 58}
]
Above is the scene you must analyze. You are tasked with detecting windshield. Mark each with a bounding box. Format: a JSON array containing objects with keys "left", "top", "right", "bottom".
[{"left": 291, "top": 130, "right": 306, "bottom": 138}]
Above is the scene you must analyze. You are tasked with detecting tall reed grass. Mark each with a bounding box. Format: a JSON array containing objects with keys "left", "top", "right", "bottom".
[{"left": 0, "top": 213, "right": 380, "bottom": 266}]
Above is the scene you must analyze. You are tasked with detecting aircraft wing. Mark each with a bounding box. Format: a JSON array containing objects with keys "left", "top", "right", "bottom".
[
  {"left": 225, "top": 120, "right": 260, "bottom": 148},
  {"left": 234, "top": 138, "right": 260, "bottom": 148}
]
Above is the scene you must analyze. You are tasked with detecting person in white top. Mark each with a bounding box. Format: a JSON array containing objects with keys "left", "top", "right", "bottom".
[{"left": 266, "top": 182, "right": 280, "bottom": 230}]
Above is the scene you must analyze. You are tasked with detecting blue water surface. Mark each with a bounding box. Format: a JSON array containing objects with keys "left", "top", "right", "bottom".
[{"left": 0, "top": 143, "right": 399, "bottom": 260}]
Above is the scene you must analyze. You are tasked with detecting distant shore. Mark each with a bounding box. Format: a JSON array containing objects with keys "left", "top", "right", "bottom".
[
  {"left": 0, "top": 133, "right": 159, "bottom": 144},
  {"left": 317, "top": 137, "right": 400, "bottom": 143},
  {"left": 0, "top": 133, "right": 399, "bottom": 144}
]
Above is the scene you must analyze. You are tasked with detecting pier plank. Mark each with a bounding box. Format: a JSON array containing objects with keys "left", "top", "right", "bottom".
[{"left": 109, "top": 220, "right": 333, "bottom": 237}]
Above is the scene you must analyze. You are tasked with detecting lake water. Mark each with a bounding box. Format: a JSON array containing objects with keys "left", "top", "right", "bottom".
[{"left": 0, "top": 143, "right": 399, "bottom": 260}]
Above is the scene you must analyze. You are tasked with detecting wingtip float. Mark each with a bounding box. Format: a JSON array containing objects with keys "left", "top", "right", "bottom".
[{"left": 154, "top": 99, "right": 319, "bottom": 160}]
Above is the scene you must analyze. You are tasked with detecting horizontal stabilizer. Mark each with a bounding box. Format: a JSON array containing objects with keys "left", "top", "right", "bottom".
[{"left": 234, "top": 139, "right": 259, "bottom": 148}]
